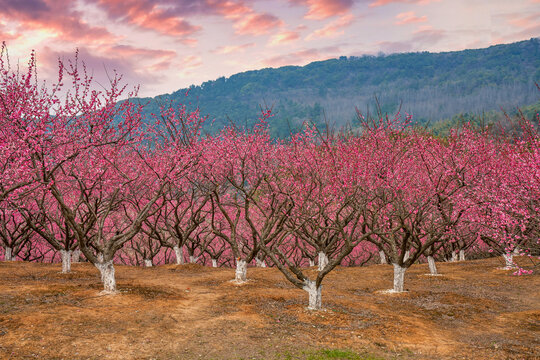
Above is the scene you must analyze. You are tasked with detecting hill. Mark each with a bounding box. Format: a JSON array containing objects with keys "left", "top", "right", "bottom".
[{"left": 134, "top": 38, "right": 540, "bottom": 138}]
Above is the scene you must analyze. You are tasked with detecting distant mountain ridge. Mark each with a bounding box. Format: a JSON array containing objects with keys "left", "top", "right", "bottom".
[{"left": 135, "top": 38, "right": 540, "bottom": 138}]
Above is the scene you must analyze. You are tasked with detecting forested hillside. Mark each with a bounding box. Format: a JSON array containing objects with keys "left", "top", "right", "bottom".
[{"left": 135, "top": 38, "right": 540, "bottom": 138}]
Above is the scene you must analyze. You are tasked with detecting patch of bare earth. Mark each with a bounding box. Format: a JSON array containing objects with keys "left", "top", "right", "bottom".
[{"left": 0, "top": 257, "right": 538, "bottom": 359}]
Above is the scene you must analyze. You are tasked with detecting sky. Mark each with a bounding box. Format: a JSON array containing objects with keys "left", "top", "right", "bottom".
[{"left": 0, "top": 0, "right": 539, "bottom": 97}]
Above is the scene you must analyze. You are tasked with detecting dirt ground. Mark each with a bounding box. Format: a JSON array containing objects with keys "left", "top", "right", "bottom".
[{"left": 0, "top": 257, "right": 538, "bottom": 360}]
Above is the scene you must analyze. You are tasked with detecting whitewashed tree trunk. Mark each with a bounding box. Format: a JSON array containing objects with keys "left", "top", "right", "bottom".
[
  {"left": 71, "top": 249, "right": 81, "bottom": 263},
  {"left": 379, "top": 250, "right": 387, "bottom": 264},
  {"left": 502, "top": 253, "right": 516, "bottom": 269},
  {"left": 318, "top": 251, "right": 328, "bottom": 271},
  {"left": 255, "top": 258, "right": 266, "bottom": 267},
  {"left": 60, "top": 250, "right": 72, "bottom": 273},
  {"left": 173, "top": 246, "right": 184, "bottom": 265},
  {"left": 144, "top": 259, "right": 152, "bottom": 267},
  {"left": 459, "top": 250, "right": 466, "bottom": 261},
  {"left": 4, "top": 247, "right": 13, "bottom": 261},
  {"left": 189, "top": 255, "right": 198, "bottom": 263},
  {"left": 393, "top": 263, "right": 407, "bottom": 292},
  {"left": 235, "top": 259, "right": 247, "bottom": 283},
  {"left": 303, "top": 279, "right": 322, "bottom": 310},
  {"left": 512, "top": 247, "right": 520, "bottom": 256},
  {"left": 451, "top": 251, "right": 458, "bottom": 262},
  {"left": 427, "top": 256, "right": 437, "bottom": 275},
  {"left": 309, "top": 259, "right": 315, "bottom": 267},
  {"left": 95, "top": 261, "right": 116, "bottom": 293},
  {"left": 211, "top": 259, "right": 218, "bottom": 268}
]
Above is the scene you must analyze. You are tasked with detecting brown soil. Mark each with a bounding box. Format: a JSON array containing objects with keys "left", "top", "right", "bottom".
[{"left": 0, "top": 257, "right": 538, "bottom": 360}]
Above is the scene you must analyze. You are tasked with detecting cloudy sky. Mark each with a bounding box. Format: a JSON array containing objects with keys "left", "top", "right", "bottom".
[{"left": 1, "top": 0, "right": 539, "bottom": 97}]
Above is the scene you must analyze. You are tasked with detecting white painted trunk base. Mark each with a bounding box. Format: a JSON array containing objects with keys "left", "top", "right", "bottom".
[
  {"left": 189, "top": 255, "right": 198, "bottom": 264},
  {"left": 309, "top": 259, "right": 315, "bottom": 267},
  {"left": 459, "top": 250, "right": 466, "bottom": 261},
  {"left": 393, "top": 263, "right": 407, "bottom": 292},
  {"left": 451, "top": 251, "right": 458, "bottom": 262},
  {"left": 303, "top": 279, "right": 322, "bottom": 310},
  {"left": 318, "top": 252, "right": 328, "bottom": 271},
  {"left": 144, "top": 259, "right": 152, "bottom": 267},
  {"left": 4, "top": 247, "right": 13, "bottom": 261},
  {"left": 95, "top": 261, "right": 117, "bottom": 293},
  {"left": 235, "top": 259, "right": 247, "bottom": 283},
  {"left": 211, "top": 259, "right": 218, "bottom": 268},
  {"left": 427, "top": 256, "right": 437, "bottom": 275},
  {"left": 255, "top": 258, "right": 266, "bottom": 267},
  {"left": 60, "top": 250, "right": 72, "bottom": 273},
  {"left": 71, "top": 249, "right": 81, "bottom": 263},
  {"left": 502, "top": 253, "right": 516, "bottom": 269},
  {"left": 173, "top": 246, "right": 184, "bottom": 265},
  {"left": 379, "top": 250, "right": 387, "bottom": 264}
]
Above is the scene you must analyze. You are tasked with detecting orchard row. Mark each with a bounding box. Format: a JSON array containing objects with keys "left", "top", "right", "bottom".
[{"left": 1, "top": 47, "right": 538, "bottom": 309}]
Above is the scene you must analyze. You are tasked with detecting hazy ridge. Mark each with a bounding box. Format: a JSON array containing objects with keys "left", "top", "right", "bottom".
[{"left": 135, "top": 38, "right": 540, "bottom": 137}]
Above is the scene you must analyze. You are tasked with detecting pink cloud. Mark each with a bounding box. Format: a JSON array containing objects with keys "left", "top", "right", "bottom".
[
  {"left": 234, "top": 13, "right": 284, "bottom": 36},
  {"left": 395, "top": 11, "right": 427, "bottom": 25},
  {"left": 0, "top": 24, "right": 20, "bottom": 41},
  {"left": 270, "top": 31, "right": 301, "bottom": 45},
  {"left": 93, "top": 0, "right": 200, "bottom": 42},
  {"left": 209, "top": 1, "right": 284, "bottom": 36},
  {"left": 212, "top": 43, "right": 255, "bottom": 54},
  {"left": 0, "top": 0, "right": 117, "bottom": 44},
  {"left": 306, "top": 14, "right": 354, "bottom": 40},
  {"left": 290, "top": 0, "right": 354, "bottom": 20},
  {"left": 492, "top": 12, "right": 540, "bottom": 44},
  {"left": 210, "top": 0, "right": 252, "bottom": 19},
  {"left": 182, "top": 55, "right": 203, "bottom": 70},
  {"left": 369, "top": 0, "right": 440, "bottom": 8},
  {"left": 506, "top": 13, "right": 540, "bottom": 29}
]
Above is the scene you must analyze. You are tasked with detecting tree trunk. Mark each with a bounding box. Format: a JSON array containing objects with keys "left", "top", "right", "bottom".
[
  {"left": 71, "top": 249, "right": 81, "bottom": 263},
  {"left": 95, "top": 261, "right": 116, "bottom": 293},
  {"left": 502, "top": 253, "right": 516, "bottom": 269},
  {"left": 189, "top": 255, "right": 197, "bottom": 263},
  {"left": 211, "top": 259, "right": 218, "bottom": 268},
  {"left": 255, "top": 258, "right": 266, "bottom": 267},
  {"left": 393, "top": 263, "right": 407, "bottom": 292},
  {"left": 303, "top": 279, "right": 322, "bottom": 310},
  {"left": 235, "top": 259, "right": 247, "bottom": 283},
  {"left": 4, "top": 247, "right": 13, "bottom": 261},
  {"left": 379, "top": 250, "right": 387, "bottom": 264},
  {"left": 173, "top": 246, "right": 184, "bottom": 265},
  {"left": 427, "top": 256, "right": 437, "bottom": 275},
  {"left": 318, "top": 251, "right": 328, "bottom": 271},
  {"left": 459, "top": 250, "right": 466, "bottom": 261},
  {"left": 403, "top": 250, "right": 410, "bottom": 262},
  {"left": 97, "top": 253, "right": 104, "bottom": 262},
  {"left": 309, "top": 259, "right": 315, "bottom": 267},
  {"left": 60, "top": 250, "right": 72, "bottom": 273},
  {"left": 451, "top": 251, "right": 458, "bottom": 262},
  {"left": 144, "top": 259, "right": 152, "bottom": 267}
]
